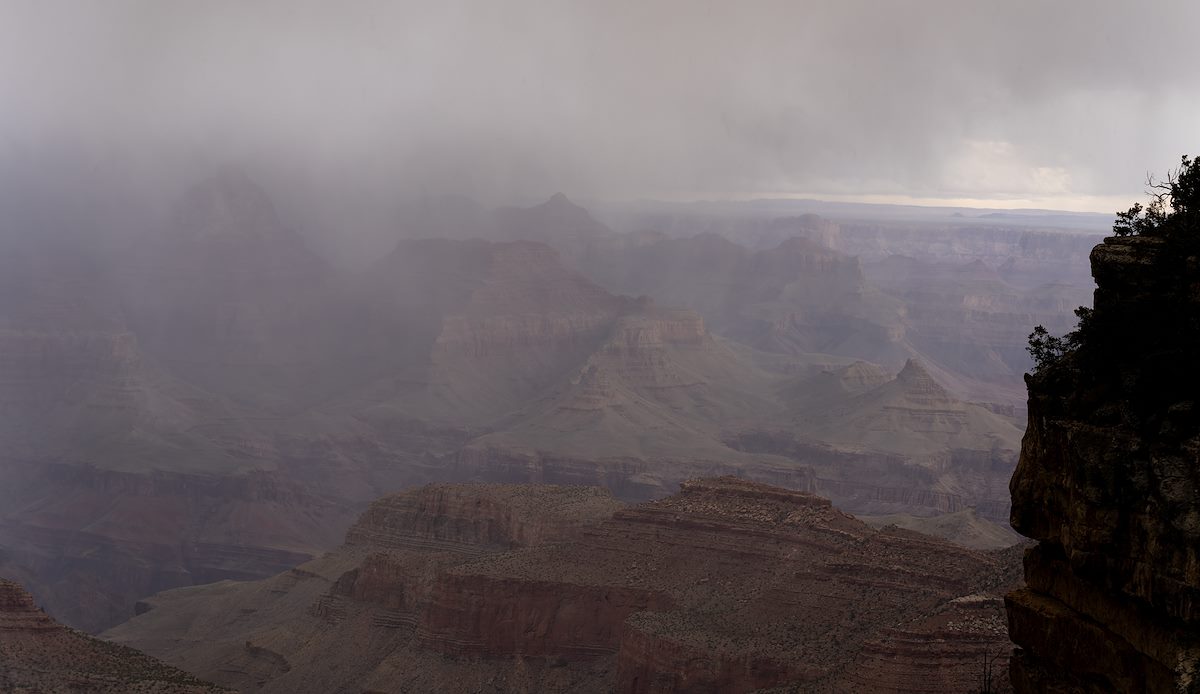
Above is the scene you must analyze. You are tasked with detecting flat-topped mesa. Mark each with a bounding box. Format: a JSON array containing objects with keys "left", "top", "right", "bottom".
[
  {"left": 604, "top": 308, "right": 709, "bottom": 351},
  {"left": 657, "top": 475, "right": 838, "bottom": 515},
  {"left": 760, "top": 235, "right": 861, "bottom": 278},
  {"left": 344, "top": 482, "right": 623, "bottom": 554},
  {"left": 1007, "top": 233, "right": 1200, "bottom": 693}
]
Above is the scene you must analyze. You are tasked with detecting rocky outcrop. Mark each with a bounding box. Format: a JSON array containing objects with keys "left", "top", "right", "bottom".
[
  {"left": 728, "top": 359, "right": 1021, "bottom": 521},
  {"left": 363, "top": 237, "right": 637, "bottom": 424},
  {"left": 0, "top": 578, "right": 56, "bottom": 633},
  {"left": 107, "top": 478, "right": 1021, "bottom": 693},
  {"left": 344, "top": 482, "right": 623, "bottom": 552},
  {"left": 1007, "top": 235, "right": 1200, "bottom": 692},
  {"left": 104, "top": 483, "right": 623, "bottom": 693},
  {"left": 0, "top": 578, "right": 225, "bottom": 692}
]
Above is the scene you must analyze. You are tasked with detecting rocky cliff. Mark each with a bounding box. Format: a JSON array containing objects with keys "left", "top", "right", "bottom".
[
  {"left": 106, "top": 478, "right": 1021, "bottom": 693},
  {"left": 1007, "top": 234, "right": 1200, "bottom": 692},
  {"left": 0, "top": 578, "right": 225, "bottom": 692}
]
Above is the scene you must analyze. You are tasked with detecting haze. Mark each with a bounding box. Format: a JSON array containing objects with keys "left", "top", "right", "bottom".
[
  {"left": 8, "top": 2, "right": 1196, "bottom": 692},
  {"left": 3, "top": 0, "right": 1199, "bottom": 211}
]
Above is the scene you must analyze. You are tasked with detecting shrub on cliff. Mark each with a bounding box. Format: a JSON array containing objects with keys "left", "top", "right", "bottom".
[
  {"left": 1027, "top": 306, "right": 1092, "bottom": 373},
  {"left": 1025, "top": 154, "right": 1200, "bottom": 373},
  {"left": 1112, "top": 154, "right": 1200, "bottom": 238}
]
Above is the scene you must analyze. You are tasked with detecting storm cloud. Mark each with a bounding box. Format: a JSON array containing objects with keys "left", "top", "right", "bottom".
[{"left": 1, "top": 0, "right": 1198, "bottom": 209}]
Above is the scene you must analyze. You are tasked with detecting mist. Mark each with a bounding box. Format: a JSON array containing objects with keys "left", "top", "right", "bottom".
[
  {"left": 2, "top": 0, "right": 1199, "bottom": 211},
  {"left": 10, "top": 5, "right": 1197, "bottom": 690}
]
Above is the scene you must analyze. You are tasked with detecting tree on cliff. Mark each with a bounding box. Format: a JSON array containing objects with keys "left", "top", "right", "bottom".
[
  {"left": 1112, "top": 154, "right": 1200, "bottom": 238},
  {"left": 1027, "top": 306, "right": 1092, "bottom": 373},
  {"left": 1028, "top": 154, "right": 1199, "bottom": 373}
]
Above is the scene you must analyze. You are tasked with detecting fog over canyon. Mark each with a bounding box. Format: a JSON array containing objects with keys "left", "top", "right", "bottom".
[{"left": 3, "top": 2, "right": 1199, "bottom": 693}]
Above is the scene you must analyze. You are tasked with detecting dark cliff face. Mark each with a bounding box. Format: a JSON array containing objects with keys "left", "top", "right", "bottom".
[{"left": 1007, "top": 235, "right": 1200, "bottom": 693}]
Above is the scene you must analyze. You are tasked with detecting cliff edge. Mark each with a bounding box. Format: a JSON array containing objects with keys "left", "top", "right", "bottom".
[{"left": 1007, "top": 233, "right": 1200, "bottom": 692}]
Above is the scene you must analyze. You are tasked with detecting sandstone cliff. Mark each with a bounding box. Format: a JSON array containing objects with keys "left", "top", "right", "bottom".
[{"left": 1007, "top": 234, "right": 1200, "bottom": 692}]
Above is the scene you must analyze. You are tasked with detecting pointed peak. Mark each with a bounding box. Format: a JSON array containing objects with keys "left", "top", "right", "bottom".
[
  {"left": 543, "top": 192, "right": 580, "bottom": 209},
  {"left": 895, "top": 358, "right": 950, "bottom": 397},
  {"left": 173, "top": 167, "right": 286, "bottom": 242},
  {"left": 897, "top": 358, "right": 931, "bottom": 381}
]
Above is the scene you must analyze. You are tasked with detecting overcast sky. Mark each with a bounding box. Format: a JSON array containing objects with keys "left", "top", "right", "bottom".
[{"left": 2, "top": 0, "right": 1198, "bottom": 211}]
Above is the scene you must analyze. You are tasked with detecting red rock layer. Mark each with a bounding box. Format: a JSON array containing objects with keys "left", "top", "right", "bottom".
[
  {"left": 420, "top": 576, "right": 674, "bottom": 659},
  {"left": 106, "top": 478, "right": 1019, "bottom": 694},
  {"left": 417, "top": 477, "right": 1017, "bottom": 692}
]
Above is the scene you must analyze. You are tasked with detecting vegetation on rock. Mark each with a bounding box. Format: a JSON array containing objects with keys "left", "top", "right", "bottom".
[{"left": 1027, "top": 154, "right": 1199, "bottom": 374}]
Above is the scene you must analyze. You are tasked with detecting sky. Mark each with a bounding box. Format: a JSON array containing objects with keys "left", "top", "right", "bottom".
[{"left": 1, "top": 0, "right": 1198, "bottom": 212}]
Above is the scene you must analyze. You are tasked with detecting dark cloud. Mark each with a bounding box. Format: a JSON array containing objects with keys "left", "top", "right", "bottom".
[{"left": 1, "top": 0, "right": 1197, "bottom": 209}]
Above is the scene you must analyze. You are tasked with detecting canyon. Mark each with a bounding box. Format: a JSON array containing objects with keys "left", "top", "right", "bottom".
[
  {"left": 105, "top": 477, "right": 1023, "bottom": 693},
  {"left": 0, "top": 171, "right": 1046, "bottom": 632},
  {"left": 3, "top": 6, "right": 1192, "bottom": 691}
]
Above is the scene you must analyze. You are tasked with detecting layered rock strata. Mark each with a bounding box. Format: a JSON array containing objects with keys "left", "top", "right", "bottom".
[
  {"left": 106, "top": 478, "right": 1020, "bottom": 693},
  {"left": 0, "top": 578, "right": 225, "bottom": 692}
]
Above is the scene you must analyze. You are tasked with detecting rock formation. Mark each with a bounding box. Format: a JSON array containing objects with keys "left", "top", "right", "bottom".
[
  {"left": 0, "top": 177, "right": 1032, "bottom": 635},
  {"left": 729, "top": 358, "right": 1023, "bottom": 522},
  {"left": 105, "top": 478, "right": 1021, "bottom": 693},
  {"left": 865, "top": 254, "right": 1092, "bottom": 412},
  {"left": 1007, "top": 234, "right": 1200, "bottom": 692},
  {"left": 494, "top": 192, "right": 619, "bottom": 264},
  {"left": 587, "top": 202, "right": 1102, "bottom": 413},
  {"left": 581, "top": 231, "right": 896, "bottom": 362},
  {"left": 0, "top": 577, "right": 225, "bottom": 692}
]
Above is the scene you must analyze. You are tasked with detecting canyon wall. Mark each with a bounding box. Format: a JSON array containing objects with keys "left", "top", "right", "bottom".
[{"left": 107, "top": 477, "right": 1021, "bottom": 693}]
